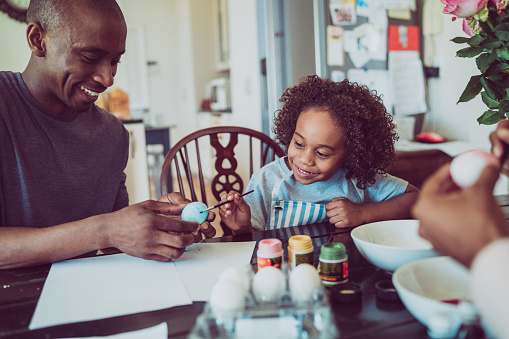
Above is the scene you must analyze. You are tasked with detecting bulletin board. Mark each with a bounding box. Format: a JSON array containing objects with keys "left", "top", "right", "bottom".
[{"left": 320, "top": 0, "right": 427, "bottom": 137}]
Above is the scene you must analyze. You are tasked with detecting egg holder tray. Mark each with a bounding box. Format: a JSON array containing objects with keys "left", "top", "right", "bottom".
[{"left": 188, "top": 274, "right": 338, "bottom": 338}]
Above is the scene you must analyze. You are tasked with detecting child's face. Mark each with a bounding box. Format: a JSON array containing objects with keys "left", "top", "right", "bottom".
[{"left": 287, "top": 108, "right": 346, "bottom": 185}]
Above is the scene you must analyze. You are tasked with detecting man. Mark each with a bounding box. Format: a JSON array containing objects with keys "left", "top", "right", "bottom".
[
  {"left": 0, "top": 0, "right": 215, "bottom": 269},
  {"left": 412, "top": 120, "right": 509, "bottom": 338}
]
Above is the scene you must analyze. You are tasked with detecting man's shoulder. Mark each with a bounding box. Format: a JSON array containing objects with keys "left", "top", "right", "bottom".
[{"left": 0, "top": 71, "right": 21, "bottom": 89}]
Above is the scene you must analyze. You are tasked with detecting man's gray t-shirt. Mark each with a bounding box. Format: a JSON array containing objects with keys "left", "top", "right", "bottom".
[
  {"left": 244, "top": 157, "right": 408, "bottom": 231},
  {"left": 0, "top": 71, "right": 129, "bottom": 228}
]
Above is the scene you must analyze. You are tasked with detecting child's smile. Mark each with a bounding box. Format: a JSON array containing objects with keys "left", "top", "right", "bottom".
[{"left": 286, "top": 108, "right": 347, "bottom": 185}]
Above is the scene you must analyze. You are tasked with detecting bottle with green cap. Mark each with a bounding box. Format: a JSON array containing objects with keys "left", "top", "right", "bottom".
[{"left": 318, "top": 242, "right": 348, "bottom": 286}]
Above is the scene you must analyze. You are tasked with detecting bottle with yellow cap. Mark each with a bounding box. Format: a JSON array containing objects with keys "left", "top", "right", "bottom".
[{"left": 288, "top": 235, "right": 314, "bottom": 269}]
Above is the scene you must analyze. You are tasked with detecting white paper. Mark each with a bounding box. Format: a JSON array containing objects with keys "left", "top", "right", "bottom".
[
  {"left": 382, "top": 0, "right": 416, "bottom": 10},
  {"left": 356, "top": 0, "right": 370, "bottom": 17},
  {"left": 389, "top": 51, "right": 427, "bottom": 116},
  {"left": 173, "top": 242, "right": 256, "bottom": 301},
  {"left": 327, "top": 26, "right": 344, "bottom": 66},
  {"left": 58, "top": 322, "right": 168, "bottom": 339},
  {"left": 29, "top": 254, "right": 192, "bottom": 330},
  {"left": 347, "top": 68, "right": 394, "bottom": 113}
]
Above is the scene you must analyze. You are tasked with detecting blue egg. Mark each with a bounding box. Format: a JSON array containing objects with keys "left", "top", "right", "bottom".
[{"left": 181, "top": 202, "right": 208, "bottom": 224}]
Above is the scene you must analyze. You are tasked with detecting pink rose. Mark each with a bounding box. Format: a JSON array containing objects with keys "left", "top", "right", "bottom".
[
  {"left": 441, "top": 0, "right": 488, "bottom": 18},
  {"left": 489, "top": 0, "right": 509, "bottom": 13}
]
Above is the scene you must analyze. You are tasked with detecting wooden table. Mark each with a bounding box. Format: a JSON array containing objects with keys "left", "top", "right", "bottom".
[{"left": 3, "top": 197, "right": 509, "bottom": 339}]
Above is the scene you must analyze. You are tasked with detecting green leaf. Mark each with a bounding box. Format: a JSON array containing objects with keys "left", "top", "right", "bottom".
[
  {"left": 458, "top": 75, "right": 483, "bottom": 103},
  {"left": 496, "top": 48, "right": 509, "bottom": 60},
  {"left": 494, "top": 23, "right": 509, "bottom": 41},
  {"left": 451, "top": 36, "right": 470, "bottom": 44},
  {"left": 488, "top": 51, "right": 499, "bottom": 63},
  {"left": 476, "top": 53, "right": 491, "bottom": 73},
  {"left": 468, "top": 34, "right": 485, "bottom": 46},
  {"left": 498, "top": 100, "right": 509, "bottom": 113},
  {"left": 484, "top": 62, "right": 509, "bottom": 76},
  {"left": 482, "top": 91, "right": 500, "bottom": 109},
  {"left": 480, "top": 77, "right": 506, "bottom": 100},
  {"left": 477, "top": 110, "right": 505, "bottom": 125},
  {"left": 456, "top": 46, "right": 484, "bottom": 58},
  {"left": 480, "top": 38, "right": 502, "bottom": 50}
]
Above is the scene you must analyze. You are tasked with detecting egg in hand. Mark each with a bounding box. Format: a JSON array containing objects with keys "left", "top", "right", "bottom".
[
  {"left": 450, "top": 150, "right": 498, "bottom": 188},
  {"left": 181, "top": 201, "right": 208, "bottom": 224}
]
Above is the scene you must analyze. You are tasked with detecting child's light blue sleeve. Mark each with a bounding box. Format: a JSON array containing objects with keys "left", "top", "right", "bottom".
[
  {"left": 244, "top": 173, "right": 272, "bottom": 232},
  {"left": 365, "top": 174, "right": 409, "bottom": 203}
]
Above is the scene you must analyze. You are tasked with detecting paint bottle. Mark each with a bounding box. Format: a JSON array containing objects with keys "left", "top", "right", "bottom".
[
  {"left": 257, "top": 239, "right": 284, "bottom": 271},
  {"left": 318, "top": 242, "right": 348, "bottom": 285},
  {"left": 288, "top": 235, "right": 314, "bottom": 269}
]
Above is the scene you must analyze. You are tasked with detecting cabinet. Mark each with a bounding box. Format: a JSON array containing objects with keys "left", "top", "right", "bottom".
[
  {"left": 123, "top": 121, "right": 150, "bottom": 204},
  {"left": 123, "top": 122, "right": 172, "bottom": 203},
  {"left": 145, "top": 126, "right": 173, "bottom": 196}
]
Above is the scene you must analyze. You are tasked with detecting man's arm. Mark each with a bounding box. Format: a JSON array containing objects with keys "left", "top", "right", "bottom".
[{"left": 0, "top": 199, "right": 199, "bottom": 269}]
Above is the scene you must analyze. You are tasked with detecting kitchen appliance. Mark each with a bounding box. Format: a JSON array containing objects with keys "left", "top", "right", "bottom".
[{"left": 206, "top": 77, "right": 231, "bottom": 112}]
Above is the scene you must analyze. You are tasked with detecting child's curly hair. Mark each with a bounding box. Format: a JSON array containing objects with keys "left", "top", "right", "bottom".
[{"left": 273, "top": 75, "right": 398, "bottom": 189}]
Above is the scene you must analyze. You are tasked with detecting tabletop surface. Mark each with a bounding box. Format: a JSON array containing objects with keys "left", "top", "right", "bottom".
[{"left": 2, "top": 197, "right": 509, "bottom": 338}]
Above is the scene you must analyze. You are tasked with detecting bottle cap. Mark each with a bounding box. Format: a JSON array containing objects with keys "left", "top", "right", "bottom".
[
  {"left": 319, "top": 242, "right": 346, "bottom": 260},
  {"left": 288, "top": 235, "right": 313, "bottom": 252},
  {"left": 257, "top": 239, "right": 284, "bottom": 257},
  {"left": 329, "top": 282, "right": 361, "bottom": 303}
]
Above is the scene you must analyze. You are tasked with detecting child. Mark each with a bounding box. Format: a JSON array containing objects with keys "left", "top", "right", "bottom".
[{"left": 219, "top": 75, "right": 419, "bottom": 234}]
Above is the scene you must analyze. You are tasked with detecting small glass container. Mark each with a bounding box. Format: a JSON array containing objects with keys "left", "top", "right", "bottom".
[
  {"left": 318, "top": 242, "right": 348, "bottom": 285},
  {"left": 257, "top": 239, "right": 284, "bottom": 271},
  {"left": 288, "top": 235, "right": 314, "bottom": 269}
]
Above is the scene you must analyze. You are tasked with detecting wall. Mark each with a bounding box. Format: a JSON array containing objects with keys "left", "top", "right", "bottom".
[
  {"left": 0, "top": 4, "right": 498, "bottom": 145},
  {"left": 425, "top": 13, "right": 496, "bottom": 144},
  {"left": 0, "top": 14, "right": 30, "bottom": 72}
]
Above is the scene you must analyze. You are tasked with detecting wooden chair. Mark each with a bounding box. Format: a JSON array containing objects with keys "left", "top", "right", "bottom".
[{"left": 160, "top": 126, "right": 286, "bottom": 235}]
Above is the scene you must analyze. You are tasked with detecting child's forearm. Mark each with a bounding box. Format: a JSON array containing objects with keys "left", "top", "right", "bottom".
[{"left": 360, "top": 185, "right": 419, "bottom": 223}]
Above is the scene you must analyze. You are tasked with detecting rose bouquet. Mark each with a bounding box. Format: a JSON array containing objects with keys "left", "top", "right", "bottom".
[{"left": 441, "top": 0, "right": 509, "bottom": 124}]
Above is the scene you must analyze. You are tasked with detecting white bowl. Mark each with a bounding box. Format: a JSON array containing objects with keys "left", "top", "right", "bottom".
[
  {"left": 392, "top": 256, "right": 470, "bottom": 332},
  {"left": 351, "top": 219, "right": 439, "bottom": 272}
]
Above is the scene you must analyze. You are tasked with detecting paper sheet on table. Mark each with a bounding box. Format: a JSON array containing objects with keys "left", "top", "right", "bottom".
[
  {"left": 29, "top": 254, "right": 192, "bottom": 330},
  {"left": 59, "top": 322, "right": 168, "bottom": 339},
  {"left": 347, "top": 68, "right": 393, "bottom": 113},
  {"left": 173, "top": 242, "right": 256, "bottom": 301},
  {"left": 389, "top": 51, "right": 427, "bottom": 116}
]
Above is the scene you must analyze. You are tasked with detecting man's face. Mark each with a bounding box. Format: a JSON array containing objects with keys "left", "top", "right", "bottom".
[{"left": 41, "top": 8, "right": 127, "bottom": 116}]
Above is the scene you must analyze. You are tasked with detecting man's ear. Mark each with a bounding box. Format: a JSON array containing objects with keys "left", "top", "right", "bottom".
[{"left": 26, "top": 22, "right": 46, "bottom": 57}]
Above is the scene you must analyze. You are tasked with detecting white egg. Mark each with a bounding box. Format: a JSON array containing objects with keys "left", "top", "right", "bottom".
[
  {"left": 181, "top": 201, "right": 208, "bottom": 224},
  {"left": 217, "top": 267, "right": 250, "bottom": 294},
  {"left": 450, "top": 150, "right": 498, "bottom": 188},
  {"left": 209, "top": 279, "right": 246, "bottom": 314},
  {"left": 289, "top": 264, "right": 322, "bottom": 303},
  {"left": 252, "top": 266, "right": 286, "bottom": 303}
]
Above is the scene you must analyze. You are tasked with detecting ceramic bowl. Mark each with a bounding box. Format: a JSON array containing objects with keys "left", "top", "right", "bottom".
[
  {"left": 392, "top": 256, "right": 470, "bottom": 332},
  {"left": 351, "top": 219, "right": 439, "bottom": 272}
]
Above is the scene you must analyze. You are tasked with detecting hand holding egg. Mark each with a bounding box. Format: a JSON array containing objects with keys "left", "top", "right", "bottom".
[
  {"left": 181, "top": 201, "right": 208, "bottom": 224},
  {"left": 450, "top": 150, "right": 498, "bottom": 188}
]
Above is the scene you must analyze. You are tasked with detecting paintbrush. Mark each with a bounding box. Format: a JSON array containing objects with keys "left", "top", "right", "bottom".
[{"left": 200, "top": 190, "right": 254, "bottom": 213}]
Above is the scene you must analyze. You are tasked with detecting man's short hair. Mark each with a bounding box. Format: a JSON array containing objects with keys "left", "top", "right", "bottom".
[{"left": 26, "top": 0, "right": 124, "bottom": 34}]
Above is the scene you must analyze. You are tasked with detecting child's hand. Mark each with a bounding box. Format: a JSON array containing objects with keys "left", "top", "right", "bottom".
[
  {"left": 218, "top": 191, "right": 253, "bottom": 234},
  {"left": 325, "top": 197, "right": 363, "bottom": 228}
]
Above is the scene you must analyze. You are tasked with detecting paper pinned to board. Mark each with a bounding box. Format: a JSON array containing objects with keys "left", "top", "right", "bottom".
[{"left": 389, "top": 51, "right": 427, "bottom": 116}]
